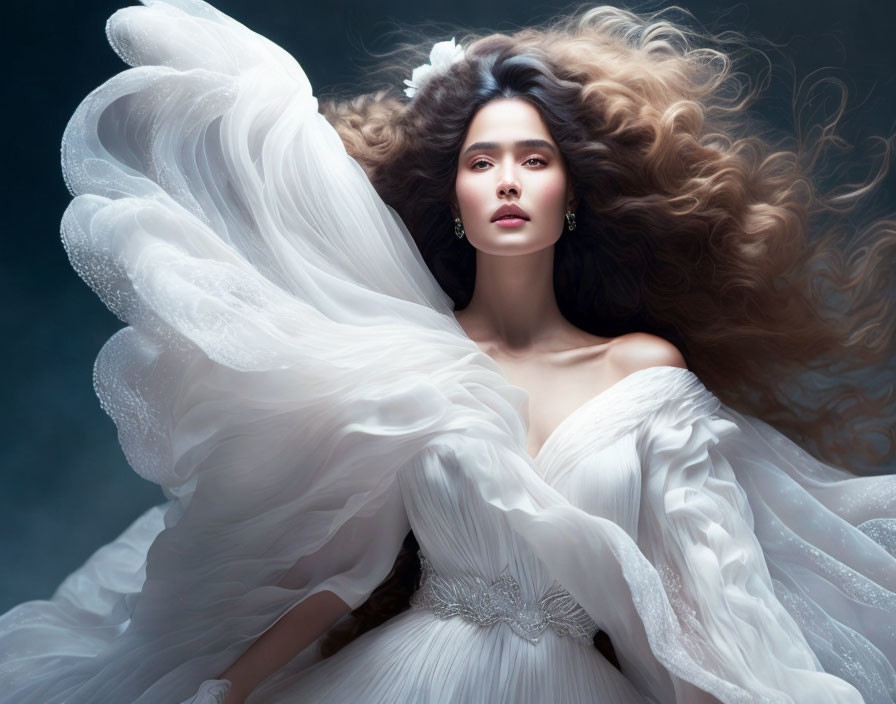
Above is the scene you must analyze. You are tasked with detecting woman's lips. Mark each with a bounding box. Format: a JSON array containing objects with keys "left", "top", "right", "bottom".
[{"left": 492, "top": 217, "right": 528, "bottom": 227}]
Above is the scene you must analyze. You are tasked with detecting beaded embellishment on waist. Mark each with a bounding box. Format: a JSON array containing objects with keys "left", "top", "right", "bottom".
[{"left": 410, "top": 552, "right": 598, "bottom": 645}]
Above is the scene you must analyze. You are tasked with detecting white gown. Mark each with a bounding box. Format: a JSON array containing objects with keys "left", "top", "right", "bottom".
[{"left": 1, "top": 1, "right": 893, "bottom": 702}]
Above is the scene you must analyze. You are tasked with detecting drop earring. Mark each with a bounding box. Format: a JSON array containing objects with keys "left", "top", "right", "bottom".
[
  {"left": 565, "top": 210, "right": 577, "bottom": 232},
  {"left": 454, "top": 217, "right": 466, "bottom": 239}
]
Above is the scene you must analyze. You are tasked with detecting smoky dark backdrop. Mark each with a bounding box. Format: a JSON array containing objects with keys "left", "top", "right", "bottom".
[{"left": 1, "top": 0, "right": 894, "bottom": 611}]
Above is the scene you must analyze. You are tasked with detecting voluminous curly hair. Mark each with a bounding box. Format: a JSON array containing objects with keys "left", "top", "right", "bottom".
[{"left": 317, "top": 3, "right": 895, "bottom": 661}]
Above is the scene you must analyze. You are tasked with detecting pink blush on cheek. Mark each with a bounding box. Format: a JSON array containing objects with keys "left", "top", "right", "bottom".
[{"left": 535, "top": 179, "right": 567, "bottom": 217}]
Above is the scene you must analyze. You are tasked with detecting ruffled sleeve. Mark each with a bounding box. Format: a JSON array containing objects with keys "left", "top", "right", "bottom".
[{"left": 627, "top": 375, "right": 895, "bottom": 702}]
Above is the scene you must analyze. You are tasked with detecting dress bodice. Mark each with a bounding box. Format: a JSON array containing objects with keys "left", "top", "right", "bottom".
[
  {"left": 398, "top": 394, "right": 643, "bottom": 589},
  {"left": 397, "top": 378, "right": 646, "bottom": 650}
]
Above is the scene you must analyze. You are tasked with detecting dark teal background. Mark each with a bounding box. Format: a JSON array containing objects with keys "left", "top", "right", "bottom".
[{"left": 1, "top": 0, "right": 894, "bottom": 611}]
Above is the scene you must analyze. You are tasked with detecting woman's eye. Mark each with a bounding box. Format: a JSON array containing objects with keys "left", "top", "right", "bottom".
[{"left": 470, "top": 157, "right": 546, "bottom": 170}]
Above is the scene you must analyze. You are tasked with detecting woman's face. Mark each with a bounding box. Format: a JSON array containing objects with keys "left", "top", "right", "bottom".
[{"left": 454, "top": 98, "right": 573, "bottom": 255}]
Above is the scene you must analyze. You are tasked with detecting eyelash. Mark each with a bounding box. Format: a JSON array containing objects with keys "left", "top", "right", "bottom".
[{"left": 471, "top": 157, "right": 547, "bottom": 170}]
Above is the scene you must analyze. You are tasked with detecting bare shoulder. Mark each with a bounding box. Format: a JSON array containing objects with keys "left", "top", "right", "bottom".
[{"left": 608, "top": 332, "right": 687, "bottom": 376}]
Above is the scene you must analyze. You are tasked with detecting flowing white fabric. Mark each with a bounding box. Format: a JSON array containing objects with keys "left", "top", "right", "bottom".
[{"left": 1, "top": 1, "right": 893, "bottom": 702}]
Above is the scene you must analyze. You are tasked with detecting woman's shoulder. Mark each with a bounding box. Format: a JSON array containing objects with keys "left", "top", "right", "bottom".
[
  {"left": 602, "top": 334, "right": 720, "bottom": 426},
  {"left": 607, "top": 332, "right": 688, "bottom": 376}
]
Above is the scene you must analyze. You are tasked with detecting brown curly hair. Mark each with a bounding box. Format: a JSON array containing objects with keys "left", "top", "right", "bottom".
[{"left": 316, "top": 3, "right": 895, "bottom": 663}]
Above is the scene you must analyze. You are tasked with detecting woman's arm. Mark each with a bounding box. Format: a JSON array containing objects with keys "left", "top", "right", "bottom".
[{"left": 219, "top": 590, "right": 351, "bottom": 704}]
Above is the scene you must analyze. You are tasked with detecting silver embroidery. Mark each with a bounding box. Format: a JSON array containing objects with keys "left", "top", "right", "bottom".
[{"left": 410, "top": 552, "right": 598, "bottom": 645}]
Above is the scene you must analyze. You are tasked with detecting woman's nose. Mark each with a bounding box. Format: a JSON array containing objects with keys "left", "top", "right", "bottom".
[{"left": 496, "top": 172, "right": 520, "bottom": 198}]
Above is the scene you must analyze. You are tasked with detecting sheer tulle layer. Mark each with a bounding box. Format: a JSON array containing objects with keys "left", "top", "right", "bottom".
[
  {"left": 726, "top": 412, "right": 896, "bottom": 701},
  {"left": 3, "top": 1, "right": 530, "bottom": 699},
  {"left": 1, "top": 0, "right": 893, "bottom": 702}
]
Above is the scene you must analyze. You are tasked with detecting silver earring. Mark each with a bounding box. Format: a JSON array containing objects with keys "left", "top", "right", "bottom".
[
  {"left": 565, "top": 210, "right": 577, "bottom": 231},
  {"left": 454, "top": 217, "right": 466, "bottom": 239}
]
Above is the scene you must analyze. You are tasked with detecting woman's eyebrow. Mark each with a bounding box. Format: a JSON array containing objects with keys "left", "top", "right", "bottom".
[{"left": 462, "top": 139, "right": 557, "bottom": 157}]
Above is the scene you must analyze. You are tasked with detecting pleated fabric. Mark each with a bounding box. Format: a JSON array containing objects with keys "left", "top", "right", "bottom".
[{"left": 1, "top": 1, "right": 893, "bottom": 702}]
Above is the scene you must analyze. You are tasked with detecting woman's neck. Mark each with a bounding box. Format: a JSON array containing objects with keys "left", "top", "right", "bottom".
[{"left": 457, "top": 247, "right": 570, "bottom": 353}]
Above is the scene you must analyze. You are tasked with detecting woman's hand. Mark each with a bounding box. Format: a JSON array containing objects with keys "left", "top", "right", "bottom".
[{"left": 178, "top": 679, "right": 234, "bottom": 704}]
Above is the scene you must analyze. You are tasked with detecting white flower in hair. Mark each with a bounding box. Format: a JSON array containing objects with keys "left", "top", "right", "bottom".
[{"left": 403, "top": 38, "right": 466, "bottom": 99}]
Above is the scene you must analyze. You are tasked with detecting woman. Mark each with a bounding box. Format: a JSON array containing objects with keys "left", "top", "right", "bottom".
[{"left": 1, "top": 0, "right": 893, "bottom": 702}]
